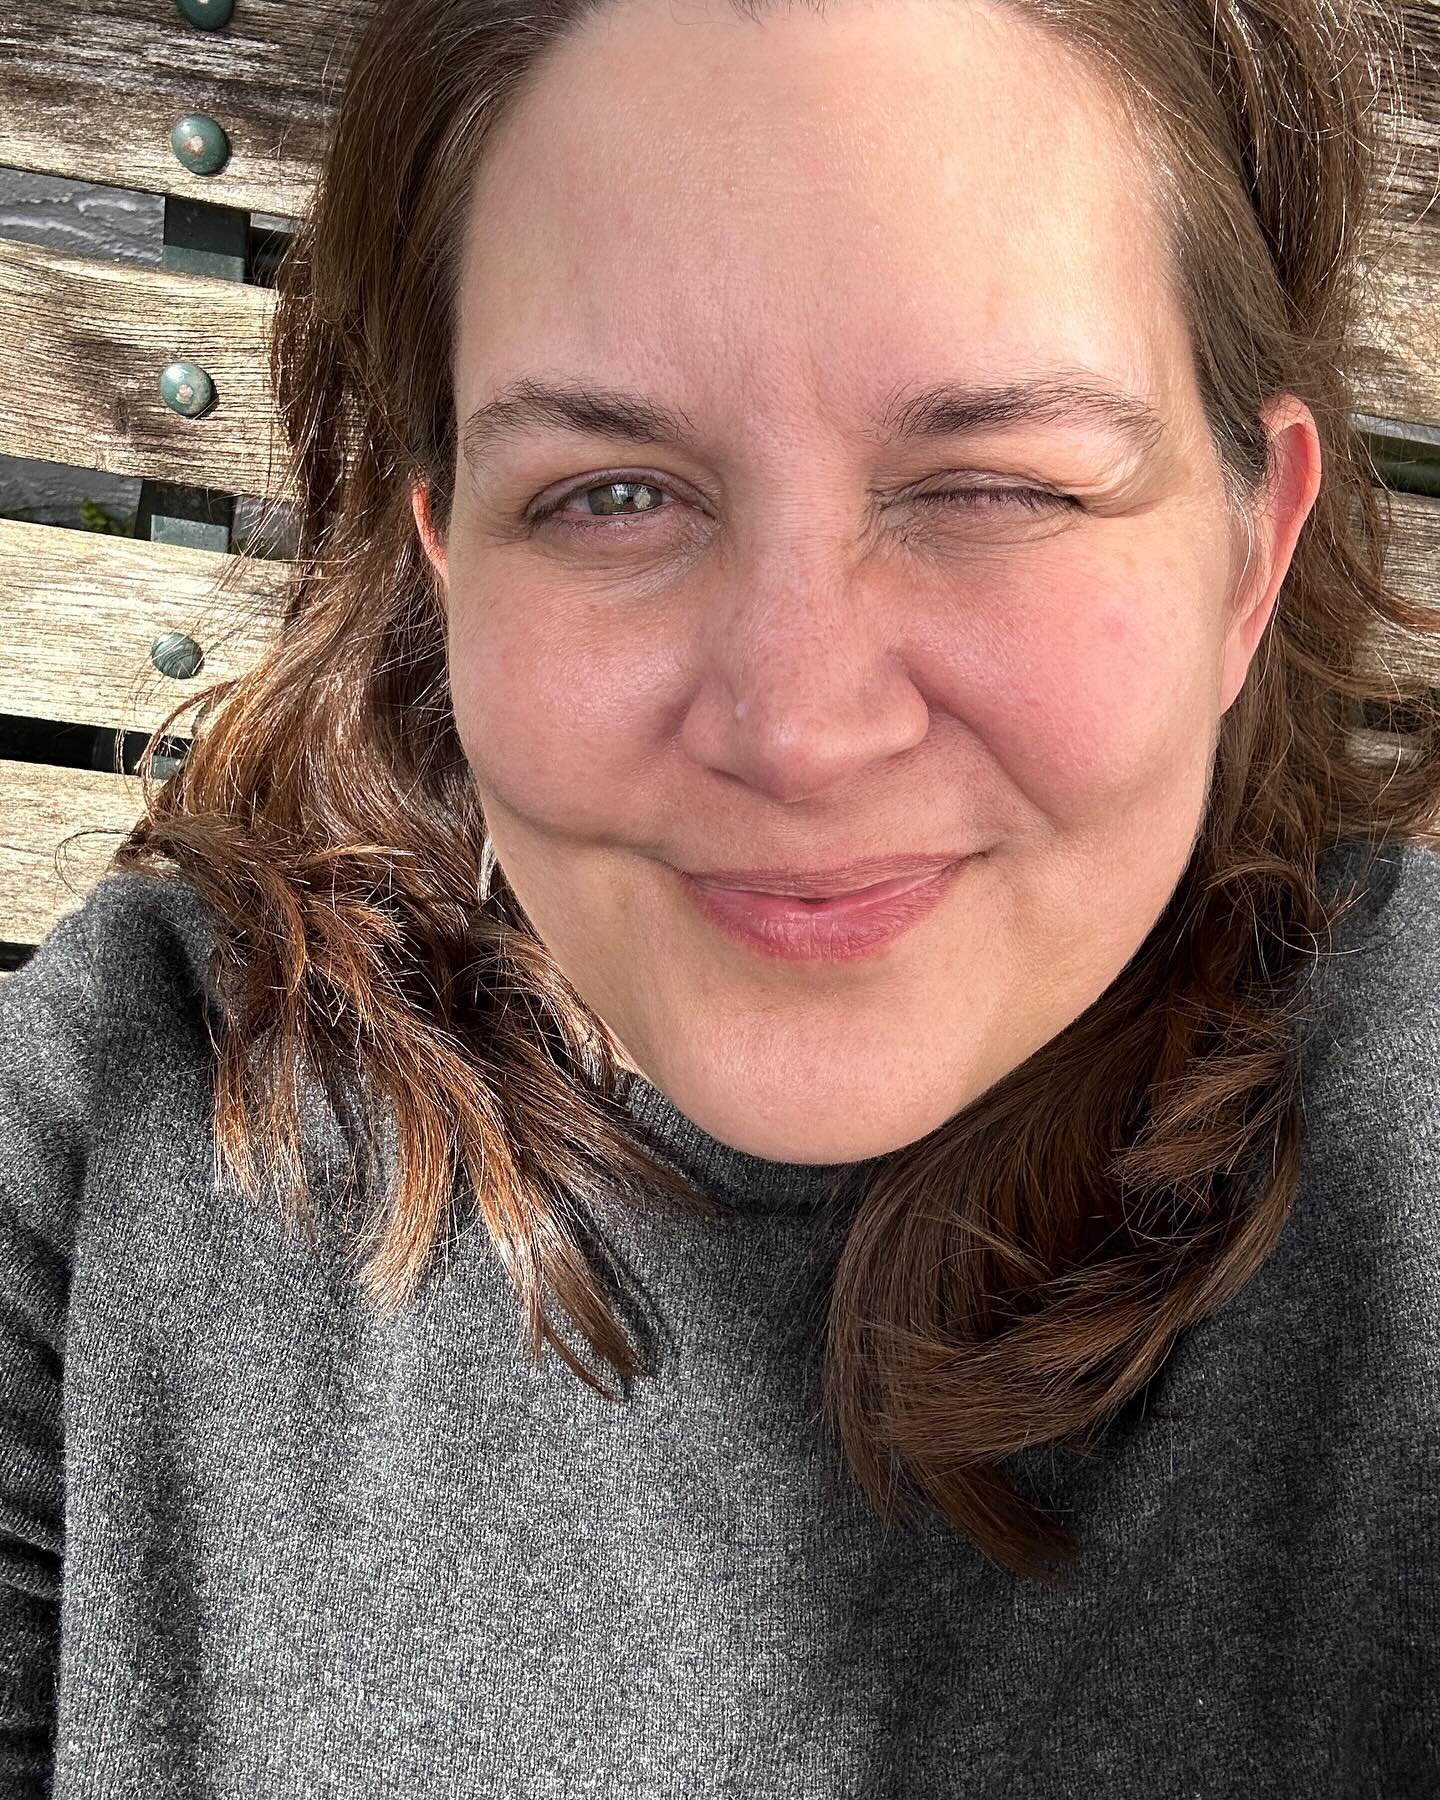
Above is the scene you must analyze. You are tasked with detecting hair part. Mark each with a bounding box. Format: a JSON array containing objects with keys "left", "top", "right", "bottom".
[{"left": 105, "top": 0, "right": 1440, "bottom": 1581}]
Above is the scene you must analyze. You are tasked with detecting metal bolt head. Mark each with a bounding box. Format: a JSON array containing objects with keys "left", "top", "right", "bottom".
[
  {"left": 158, "top": 361, "right": 216, "bottom": 419},
  {"left": 151, "top": 633, "right": 206, "bottom": 681},
  {"left": 170, "top": 113, "right": 231, "bottom": 176},
  {"left": 176, "top": 0, "right": 235, "bottom": 26}
]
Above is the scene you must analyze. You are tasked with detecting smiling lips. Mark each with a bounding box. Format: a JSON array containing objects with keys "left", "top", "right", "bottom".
[
  {"left": 681, "top": 852, "right": 964, "bottom": 900},
  {"left": 678, "top": 857, "right": 972, "bottom": 962},
  {"left": 697, "top": 868, "right": 947, "bottom": 907}
]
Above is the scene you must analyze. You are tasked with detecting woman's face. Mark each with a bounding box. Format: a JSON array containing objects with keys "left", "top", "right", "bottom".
[{"left": 414, "top": 0, "right": 1321, "bottom": 1164}]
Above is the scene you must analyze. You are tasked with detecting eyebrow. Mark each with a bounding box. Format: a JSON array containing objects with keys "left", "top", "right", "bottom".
[{"left": 458, "top": 371, "right": 1167, "bottom": 471}]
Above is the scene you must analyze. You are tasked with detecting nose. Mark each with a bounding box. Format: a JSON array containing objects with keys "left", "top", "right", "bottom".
[{"left": 677, "top": 552, "right": 932, "bottom": 803}]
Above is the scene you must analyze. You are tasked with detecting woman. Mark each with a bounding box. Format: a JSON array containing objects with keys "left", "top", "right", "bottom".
[{"left": 1, "top": 0, "right": 1436, "bottom": 1792}]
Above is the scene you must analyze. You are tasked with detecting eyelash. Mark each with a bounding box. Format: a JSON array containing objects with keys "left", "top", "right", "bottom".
[{"left": 527, "top": 476, "right": 1080, "bottom": 534}]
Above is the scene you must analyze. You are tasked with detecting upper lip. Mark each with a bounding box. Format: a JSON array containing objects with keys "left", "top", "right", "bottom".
[{"left": 679, "top": 852, "right": 964, "bottom": 897}]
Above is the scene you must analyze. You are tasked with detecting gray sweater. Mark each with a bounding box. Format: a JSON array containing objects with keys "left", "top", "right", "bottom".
[{"left": 0, "top": 838, "right": 1435, "bottom": 1799}]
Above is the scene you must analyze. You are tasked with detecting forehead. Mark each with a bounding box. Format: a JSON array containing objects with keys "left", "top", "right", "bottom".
[{"left": 455, "top": 0, "right": 1185, "bottom": 421}]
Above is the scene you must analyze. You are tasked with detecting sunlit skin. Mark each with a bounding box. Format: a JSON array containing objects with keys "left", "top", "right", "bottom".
[{"left": 411, "top": 0, "right": 1322, "bottom": 1165}]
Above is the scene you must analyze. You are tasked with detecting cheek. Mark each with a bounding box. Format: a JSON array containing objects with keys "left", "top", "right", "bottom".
[
  {"left": 445, "top": 581, "right": 668, "bottom": 836},
  {"left": 961, "top": 539, "right": 1222, "bottom": 821},
  {"left": 445, "top": 529, "right": 1227, "bottom": 840}
]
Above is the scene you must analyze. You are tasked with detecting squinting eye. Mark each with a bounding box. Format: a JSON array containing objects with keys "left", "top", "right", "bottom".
[
  {"left": 912, "top": 486, "right": 1081, "bottom": 516},
  {"left": 526, "top": 474, "right": 1080, "bottom": 535}
]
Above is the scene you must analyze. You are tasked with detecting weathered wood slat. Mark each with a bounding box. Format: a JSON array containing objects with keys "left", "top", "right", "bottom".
[
  {"left": 0, "top": 0, "right": 1435, "bottom": 418},
  {"left": 1354, "top": 0, "right": 1440, "bottom": 421},
  {"left": 0, "top": 0, "right": 363, "bottom": 219},
  {"left": 0, "top": 757, "right": 143, "bottom": 944},
  {"left": 0, "top": 518, "right": 284, "bottom": 732},
  {"left": 0, "top": 239, "right": 288, "bottom": 499},
  {"left": 0, "top": 495, "right": 1435, "bottom": 953},
  {"left": 0, "top": 491, "right": 1433, "bottom": 744},
  {"left": 1382, "top": 490, "right": 1440, "bottom": 635},
  {"left": 0, "top": 1, "right": 1432, "bottom": 226},
  {"left": 0, "top": 225, "right": 1435, "bottom": 530},
  {"left": 1354, "top": 249, "right": 1440, "bottom": 430}
]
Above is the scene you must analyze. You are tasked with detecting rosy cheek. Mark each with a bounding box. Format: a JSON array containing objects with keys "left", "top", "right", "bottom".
[
  {"left": 449, "top": 536, "right": 1217, "bottom": 840},
  {"left": 1099, "top": 610, "right": 1127, "bottom": 645},
  {"left": 447, "top": 602, "right": 658, "bottom": 832},
  {"left": 963, "top": 555, "right": 1213, "bottom": 815}
]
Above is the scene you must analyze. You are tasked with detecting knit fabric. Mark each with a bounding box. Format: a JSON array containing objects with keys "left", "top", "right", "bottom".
[{"left": 0, "top": 839, "right": 1435, "bottom": 1797}]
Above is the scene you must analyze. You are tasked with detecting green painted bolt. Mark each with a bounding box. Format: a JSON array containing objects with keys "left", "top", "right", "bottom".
[
  {"left": 158, "top": 360, "right": 216, "bottom": 418},
  {"left": 176, "top": 0, "right": 235, "bottom": 26},
  {"left": 170, "top": 113, "right": 230, "bottom": 176},
  {"left": 151, "top": 633, "right": 205, "bottom": 681}
]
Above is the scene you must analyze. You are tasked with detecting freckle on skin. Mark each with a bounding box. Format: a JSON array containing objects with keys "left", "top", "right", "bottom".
[{"left": 1100, "top": 613, "right": 1126, "bottom": 643}]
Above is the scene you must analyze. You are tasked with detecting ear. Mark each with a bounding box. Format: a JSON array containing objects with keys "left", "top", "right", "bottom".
[
  {"left": 411, "top": 481, "right": 450, "bottom": 599},
  {"left": 1218, "top": 394, "right": 1323, "bottom": 713}
]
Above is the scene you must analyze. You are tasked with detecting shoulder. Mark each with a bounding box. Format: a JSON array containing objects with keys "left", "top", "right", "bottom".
[
  {"left": 75, "top": 864, "right": 221, "bottom": 974},
  {"left": 1283, "top": 838, "right": 1440, "bottom": 1389},
  {"left": 1303, "top": 836, "right": 1440, "bottom": 1085},
  {"left": 1173, "top": 838, "right": 1440, "bottom": 1422},
  {"left": 0, "top": 869, "right": 220, "bottom": 1255},
  {"left": 1300, "top": 836, "right": 1440, "bottom": 1205},
  {"left": 0, "top": 867, "right": 225, "bottom": 1080}
]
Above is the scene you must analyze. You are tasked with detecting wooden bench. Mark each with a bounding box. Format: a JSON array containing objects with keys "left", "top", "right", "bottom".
[{"left": 1, "top": 0, "right": 1438, "bottom": 977}]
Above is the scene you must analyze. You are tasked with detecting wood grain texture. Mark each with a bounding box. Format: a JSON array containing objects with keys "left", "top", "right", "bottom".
[
  {"left": 0, "top": 239, "right": 290, "bottom": 499},
  {"left": 0, "top": 756, "right": 144, "bottom": 944},
  {"left": 1353, "top": 0, "right": 1440, "bottom": 421},
  {"left": 0, "top": 5, "right": 1435, "bottom": 428},
  {"left": 1383, "top": 490, "right": 1440, "bottom": 632},
  {"left": 0, "top": 0, "right": 364, "bottom": 219},
  {"left": 0, "top": 518, "right": 283, "bottom": 732},
  {"left": 0, "top": 1, "right": 1434, "bottom": 411},
  {"left": 0, "top": 488, "right": 1433, "bottom": 743}
]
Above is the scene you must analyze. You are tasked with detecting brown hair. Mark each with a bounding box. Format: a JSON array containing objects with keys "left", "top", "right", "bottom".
[{"left": 106, "top": 0, "right": 1440, "bottom": 1581}]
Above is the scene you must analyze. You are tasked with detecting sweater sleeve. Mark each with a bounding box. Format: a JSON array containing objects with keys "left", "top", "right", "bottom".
[{"left": 0, "top": 903, "right": 100, "bottom": 1799}]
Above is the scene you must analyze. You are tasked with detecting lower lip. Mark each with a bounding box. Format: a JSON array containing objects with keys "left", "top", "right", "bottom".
[{"left": 677, "top": 859, "right": 971, "bottom": 962}]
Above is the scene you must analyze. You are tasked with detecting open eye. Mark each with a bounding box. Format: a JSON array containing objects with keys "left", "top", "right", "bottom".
[{"left": 529, "top": 477, "right": 672, "bottom": 531}]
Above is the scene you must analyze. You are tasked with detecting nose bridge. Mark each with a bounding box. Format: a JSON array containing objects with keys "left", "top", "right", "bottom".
[
  {"left": 682, "top": 534, "right": 932, "bottom": 799},
  {"left": 729, "top": 531, "right": 871, "bottom": 675}
]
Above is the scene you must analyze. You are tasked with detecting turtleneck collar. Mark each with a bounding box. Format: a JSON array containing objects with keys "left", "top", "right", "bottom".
[{"left": 613, "top": 1070, "right": 868, "bottom": 1216}]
